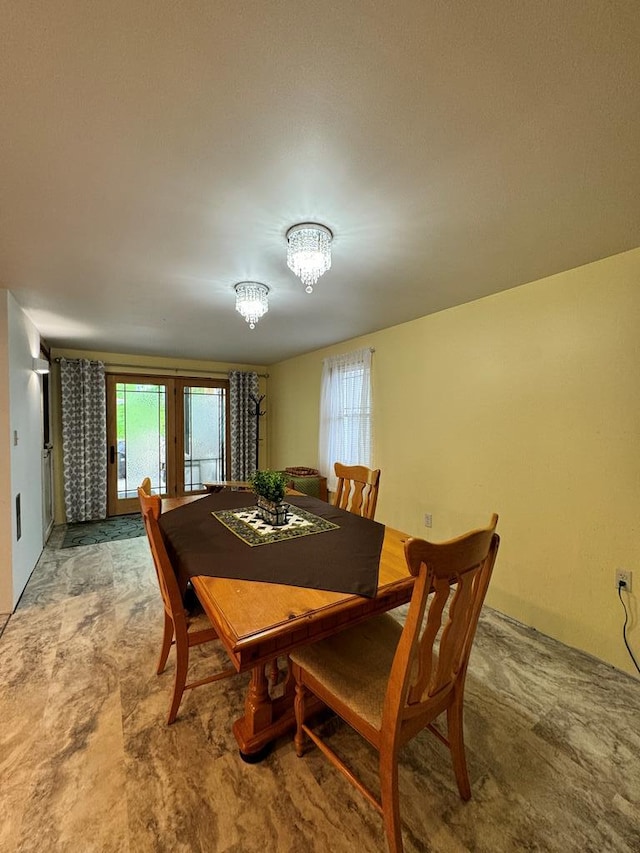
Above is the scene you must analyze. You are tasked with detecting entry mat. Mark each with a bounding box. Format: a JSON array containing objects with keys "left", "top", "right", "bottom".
[
  {"left": 60, "top": 514, "right": 145, "bottom": 548},
  {"left": 212, "top": 503, "right": 339, "bottom": 546}
]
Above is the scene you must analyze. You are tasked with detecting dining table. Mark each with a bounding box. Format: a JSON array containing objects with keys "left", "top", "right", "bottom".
[{"left": 159, "top": 489, "right": 414, "bottom": 761}]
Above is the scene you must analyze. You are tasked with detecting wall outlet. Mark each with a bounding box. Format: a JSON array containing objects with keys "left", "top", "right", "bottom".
[
  {"left": 424, "top": 513, "right": 432, "bottom": 528},
  {"left": 616, "top": 569, "right": 632, "bottom": 592}
]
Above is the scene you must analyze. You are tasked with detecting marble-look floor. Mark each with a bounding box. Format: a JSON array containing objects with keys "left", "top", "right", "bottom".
[{"left": 1, "top": 533, "right": 639, "bottom": 853}]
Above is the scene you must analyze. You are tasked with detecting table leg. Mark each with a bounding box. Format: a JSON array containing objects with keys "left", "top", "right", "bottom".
[
  {"left": 268, "top": 656, "right": 281, "bottom": 687},
  {"left": 246, "top": 664, "right": 273, "bottom": 729},
  {"left": 233, "top": 657, "right": 324, "bottom": 761},
  {"left": 233, "top": 663, "right": 272, "bottom": 760}
]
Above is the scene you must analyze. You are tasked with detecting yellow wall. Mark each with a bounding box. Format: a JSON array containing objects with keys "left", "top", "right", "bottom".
[
  {"left": 50, "top": 348, "right": 269, "bottom": 523},
  {"left": 268, "top": 248, "right": 640, "bottom": 678},
  {"left": 0, "top": 292, "right": 12, "bottom": 612}
]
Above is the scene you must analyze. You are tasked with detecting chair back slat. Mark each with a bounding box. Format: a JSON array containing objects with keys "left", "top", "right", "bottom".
[
  {"left": 408, "top": 575, "right": 448, "bottom": 703},
  {"left": 430, "top": 569, "right": 478, "bottom": 696},
  {"left": 333, "top": 463, "right": 381, "bottom": 520}
]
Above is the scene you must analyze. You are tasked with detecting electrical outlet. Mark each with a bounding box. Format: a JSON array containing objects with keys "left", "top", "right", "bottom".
[
  {"left": 616, "top": 569, "right": 632, "bottom": 592},
  {"left": 424, "top": 513, "right": 432, "bottom": 528}
]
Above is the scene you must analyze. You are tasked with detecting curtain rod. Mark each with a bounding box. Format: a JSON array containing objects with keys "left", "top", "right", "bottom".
[{"left": 53, "top": 358, "right": 269, "bottom": 378}]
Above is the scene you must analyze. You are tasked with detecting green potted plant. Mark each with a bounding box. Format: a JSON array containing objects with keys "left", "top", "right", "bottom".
[{"left": 250, "top": 470, "right": 289, "bottom": 526}]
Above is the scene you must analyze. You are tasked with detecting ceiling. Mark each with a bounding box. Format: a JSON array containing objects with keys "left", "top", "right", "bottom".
[{"left": 2, "top": 1, "right": 639, "bottom": 365}]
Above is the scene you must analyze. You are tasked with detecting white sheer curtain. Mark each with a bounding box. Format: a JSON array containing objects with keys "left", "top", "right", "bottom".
[{"left": 318, "top": 348, "right": 372, "bottom": 492}]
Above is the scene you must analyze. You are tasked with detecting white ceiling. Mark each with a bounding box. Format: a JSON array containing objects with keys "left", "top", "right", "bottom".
[{"left": 2, "top": 1, "right": 639, "bottom": 364}]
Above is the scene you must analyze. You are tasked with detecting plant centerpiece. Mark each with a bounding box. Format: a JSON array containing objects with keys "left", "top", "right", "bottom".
[{"left": 250, "top": 469, "right": 289, "bottom": 526}]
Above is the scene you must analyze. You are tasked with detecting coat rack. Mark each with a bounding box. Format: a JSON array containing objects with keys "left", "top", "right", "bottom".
[{"left": 249, "top": 393, "right": 266, "bottom": 471}]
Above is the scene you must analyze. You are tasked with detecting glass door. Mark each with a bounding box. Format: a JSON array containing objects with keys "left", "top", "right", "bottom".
[
  {"left": 107, "top": 376, "right": 174, "bottom": 515},
  {"left": 176, "top": 380, "right": 230, "bottom": 492},
  {"left": 107, "top": 374, "right": 229, "bottom": 515}
]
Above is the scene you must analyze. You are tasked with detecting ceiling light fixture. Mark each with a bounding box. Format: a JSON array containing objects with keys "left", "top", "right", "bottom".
[
  {"left": 286, "top": 222, "right": 332, "bottom": 293},
  {"left": 234, "top": 282, "right": 269, "bottom": 329}
]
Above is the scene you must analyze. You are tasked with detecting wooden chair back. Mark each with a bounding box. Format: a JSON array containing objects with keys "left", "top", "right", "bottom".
[
  {"left": 137, "top": 481, "right": 235, "bottom": 724},
  {"left": 292, "top": 514, "right": 499, "bottom": 850},
  {"left": 333, "top": 462, "right": 381, "bottom": 520},
  {"left": 386, "top": 514, "right": 500, "bottom": 739},
  {"left": 138, "top": 487, "right": 185, "bottom": 627}
]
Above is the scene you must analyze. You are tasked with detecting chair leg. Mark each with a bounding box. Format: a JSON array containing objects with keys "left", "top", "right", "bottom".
[
  {"left": 447, "top": 693, "right": 471, "bottom": 800},
  {"left": 294, "top": 675, "right": 307, "bottom": 757},
  {"left": 380, "top": 748, "right": 403, "bottom": 853},
  {"left": 167, "top": 625, "right": 189, "bottom": 725},
  {"left": 157, "top": 611, "right": 174, "bottom": 675}
]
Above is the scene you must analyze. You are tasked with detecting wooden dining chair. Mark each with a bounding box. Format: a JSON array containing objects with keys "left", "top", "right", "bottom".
[
  {"left": 137, "top": 484, "right": 235, "bottom": 724},
  {"left": 291, "top": 514, "right": 500, "bottom": 853},
  {"left": 333, "top": 462, "right": 381, "bottom": 520}
]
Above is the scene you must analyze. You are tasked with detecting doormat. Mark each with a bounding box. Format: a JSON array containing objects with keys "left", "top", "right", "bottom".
[{"left": 61, "top": 514, "right": 145, "bottom": 548}]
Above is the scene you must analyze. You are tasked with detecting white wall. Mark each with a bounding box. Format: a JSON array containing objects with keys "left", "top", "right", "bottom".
[{"left": 0, "top": 291, "right": 45, "bottom": 610}]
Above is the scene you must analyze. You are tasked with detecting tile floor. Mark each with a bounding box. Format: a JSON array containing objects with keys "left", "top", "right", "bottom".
[{"left": 0, "top": 532, "right": 638, "bottom": 852}]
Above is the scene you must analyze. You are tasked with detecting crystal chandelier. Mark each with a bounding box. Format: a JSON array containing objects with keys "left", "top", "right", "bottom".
[
  {"left": 234, "top": 282, "right": 269, "bottom": 329},
  {"left": 286, "top": 223, "right": 332, "bottom": 293}
]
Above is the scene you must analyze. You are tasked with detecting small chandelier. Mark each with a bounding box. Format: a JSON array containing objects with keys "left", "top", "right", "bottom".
[
  {"left": 286, "top": 222, "right": 332, "bottom": 293},
  {"left": 234, "top": 282, "right": 269, "bottom": 329}
]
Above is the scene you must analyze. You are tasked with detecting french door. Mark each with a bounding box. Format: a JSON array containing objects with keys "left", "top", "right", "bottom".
[{"left": 106, "top": 375, "right": 230, "bottom": 515}]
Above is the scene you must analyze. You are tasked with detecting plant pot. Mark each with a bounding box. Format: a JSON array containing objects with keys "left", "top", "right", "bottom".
[{"left": 256, "top": 496, "right": 288, "bottom": 527}]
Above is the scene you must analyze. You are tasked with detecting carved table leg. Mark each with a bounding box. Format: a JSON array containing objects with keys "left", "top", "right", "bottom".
[
  {"left": 234, "top": 664, "right": 274, "bottom": 761},
  {"left": 245, "top": 664, "right": 273, "bottom": 731},
  {"left": 232, "top": 658, "right": 325, "bottom": 762},
  {"left": 268, "top": 657, "right": 280, "bottom": 688}
]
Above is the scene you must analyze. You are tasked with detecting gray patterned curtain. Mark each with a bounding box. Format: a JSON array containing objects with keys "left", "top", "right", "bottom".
[
  {"left": 60, "top": 358, "right": 107, "bottom": 522},
  {"left": 229, "top": 371, "right": 259, "bottom": 480}
]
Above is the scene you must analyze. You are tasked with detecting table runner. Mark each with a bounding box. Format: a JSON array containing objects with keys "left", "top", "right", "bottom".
[
  {"left": 212, "top": 503, "right": 339, "bottom": 546},
  {"left": 158, "top": 492, "right": 385, "bottom": 598}
]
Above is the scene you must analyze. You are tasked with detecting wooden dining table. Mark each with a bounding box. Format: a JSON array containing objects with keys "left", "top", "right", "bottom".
[{"left": 160, "top": 490, "right": 415, "bottom": 760}]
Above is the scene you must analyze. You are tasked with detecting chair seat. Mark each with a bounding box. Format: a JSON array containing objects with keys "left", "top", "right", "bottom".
[{"left": 290, "top": 613, "right": 403, "bottom": 731}]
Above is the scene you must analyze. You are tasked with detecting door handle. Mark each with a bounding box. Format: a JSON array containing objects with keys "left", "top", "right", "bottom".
[{"left": 110, "top": 445, "right": 115, "bottom": 464}]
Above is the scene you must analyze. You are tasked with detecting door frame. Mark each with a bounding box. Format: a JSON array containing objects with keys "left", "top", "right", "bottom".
[{"left": 40, "top": 367, "right": 54, "bottom": 543}]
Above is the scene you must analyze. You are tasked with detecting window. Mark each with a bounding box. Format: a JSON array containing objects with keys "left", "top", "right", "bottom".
[{"left": 318, "top": 348, "right": 372, "bottom": 491}]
